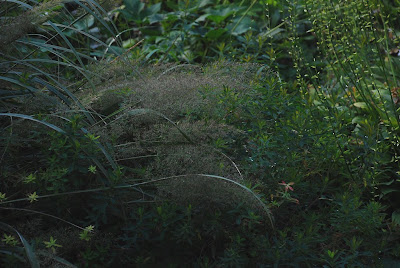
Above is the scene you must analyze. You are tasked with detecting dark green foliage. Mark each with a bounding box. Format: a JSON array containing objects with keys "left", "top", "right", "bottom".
[
  {"left": 2, "top": 0, "right": 400, "bottom": 267},
  {"left": 112, "top": 0, "right": 300, "bottom": 79}
]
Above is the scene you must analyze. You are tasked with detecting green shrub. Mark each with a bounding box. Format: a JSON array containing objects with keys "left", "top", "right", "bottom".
[{"left": 2, "top": 0, "right": 400, "bottom": 266}]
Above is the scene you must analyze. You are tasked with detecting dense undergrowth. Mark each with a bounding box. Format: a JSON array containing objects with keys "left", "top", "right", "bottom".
[{"left": 1, "top": 0, "right": 400, "bottom": 267}]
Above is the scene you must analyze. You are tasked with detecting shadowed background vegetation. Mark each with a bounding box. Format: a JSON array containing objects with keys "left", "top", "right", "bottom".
[{"left": 1, "top": 0, "right": 400, "bottom": 267}]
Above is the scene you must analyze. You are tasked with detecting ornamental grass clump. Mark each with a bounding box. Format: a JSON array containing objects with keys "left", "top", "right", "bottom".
[
  {"left": 83, "top": 62, "right": 272, "bottom": 214},
  {"left": 0, "top": 0, "right": 63, "bottom": 50}
]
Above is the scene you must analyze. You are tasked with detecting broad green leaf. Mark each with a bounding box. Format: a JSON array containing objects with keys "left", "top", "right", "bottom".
[
  {"left": 122, "top": 38, "right": 137, "bottom": 48},
  {"left": 121, "top": 0, "right": 160, "bottom": 22},
  {"left": 206, "top": 6, "right": 239, "bottom": 24},
  {"left": 205, "top": 28, "right": 227, "bottom": 40},
  {"left": 353, "top": 102, "right": 368, "bottom": 109},
  {"left": 148, "top": 13, "right": 165, "bottom": 24},
  {"left": 372, "top": 89, "right": 393, "bottom": 103},
  {"left": 190, "top": 26, "right": 208, "bottom": 37},
  {"left": 351, "top": 116, "right": 367, "bottom": 124},
  {"left": 228, "top": 16, "right": 258, "bottom": 35},
  {"left": 73, "top": 15, "right": 95, "bottom": 31},
  {"left": 124, "top": 0, "right": 145, "bottom": 16},
  {"left": 144, "top": 2, "right": 161, "bottom": 17},
  {"left": 195, "top": 14, "right": 209, "bottom": 23},
  {"left": 198, "top": 0, "right": 212, "bottom": 7},
  {"left": 120, "top": 8, "right": 139, "bottom": 22},
  {"left": 164, "top": 13, "right": 179, "bottom": 23}
]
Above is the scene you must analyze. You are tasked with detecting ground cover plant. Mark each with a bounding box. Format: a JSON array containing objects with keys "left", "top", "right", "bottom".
[{"left": 1, "top": 0, "right": 400, "bottom": 267}]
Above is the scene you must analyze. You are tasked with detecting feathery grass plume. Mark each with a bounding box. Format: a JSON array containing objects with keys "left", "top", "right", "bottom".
[
  {"left": 83, "top": 62, "right": 273, "bottom": 219},
  {"left": 0, "top": 0, "right": 63, "bottom": 50}
]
